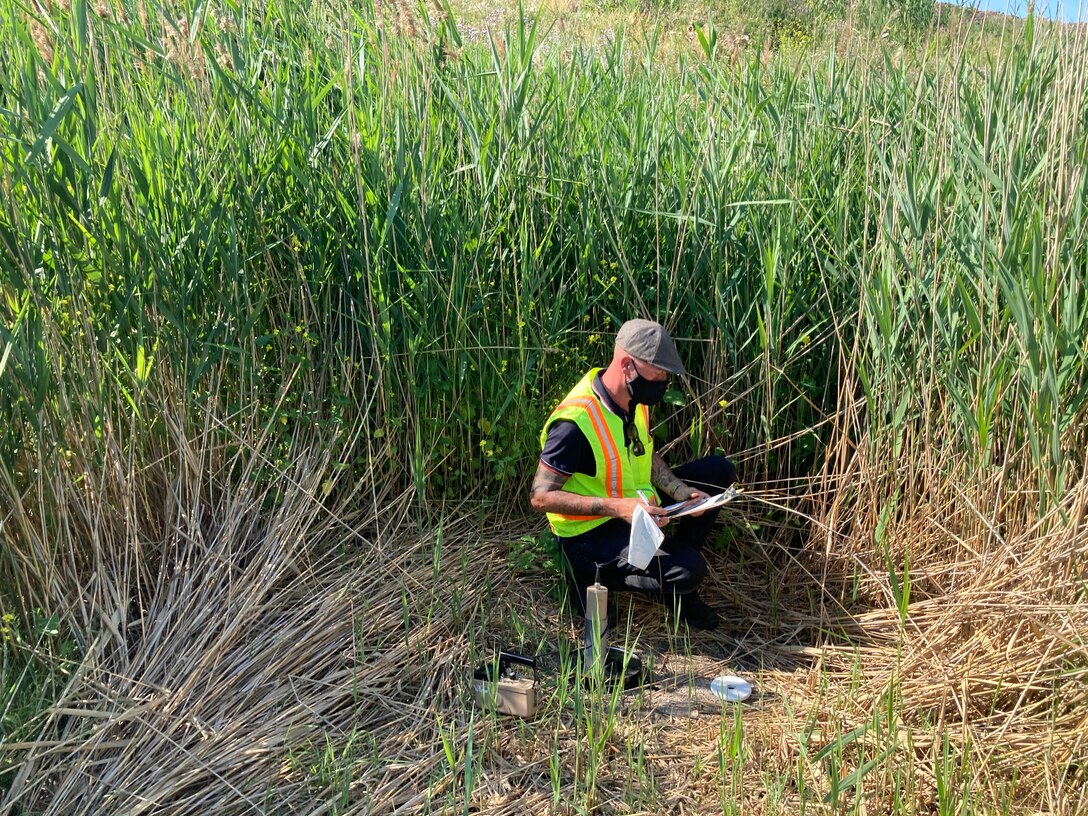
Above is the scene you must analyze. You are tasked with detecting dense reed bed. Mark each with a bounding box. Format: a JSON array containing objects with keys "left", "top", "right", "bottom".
[{"left": 1, "top": 0, "right": 1086, "bottom": 812}]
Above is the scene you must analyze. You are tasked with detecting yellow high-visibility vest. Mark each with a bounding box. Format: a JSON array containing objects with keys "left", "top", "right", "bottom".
[{"left": 539, "top": 368, "right": 656, "bottom": 537}]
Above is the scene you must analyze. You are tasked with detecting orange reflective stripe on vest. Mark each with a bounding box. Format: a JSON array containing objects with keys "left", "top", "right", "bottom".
[{"left": 553, "top": 396, "right": 623, "bottom": 497}]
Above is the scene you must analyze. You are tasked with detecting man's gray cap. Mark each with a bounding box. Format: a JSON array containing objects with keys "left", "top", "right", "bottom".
[{"left": 615, "top": 319, "right": 687, "bottom": 375}]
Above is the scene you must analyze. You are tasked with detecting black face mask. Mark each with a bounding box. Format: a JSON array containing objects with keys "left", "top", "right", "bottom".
[{"left": 626, "top": 363, "right": 668, "bottom": 407}]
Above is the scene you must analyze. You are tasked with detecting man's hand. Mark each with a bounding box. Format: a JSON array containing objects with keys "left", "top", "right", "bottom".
[
  {"left": 673, "top": 489, "right": 710, "bottom": 517},
  {"left": 614, "top": 496, "right": 669, "bottom": 528}
]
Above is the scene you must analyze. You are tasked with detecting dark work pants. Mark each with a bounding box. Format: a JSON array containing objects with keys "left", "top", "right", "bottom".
[{"left": 560, "top": 455, "right": 737, "bottom": 616}]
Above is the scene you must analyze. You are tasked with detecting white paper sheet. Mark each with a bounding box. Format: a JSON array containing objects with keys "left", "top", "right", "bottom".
[{"left": 628, "top": 504, "right": 665, "bottom": 570}]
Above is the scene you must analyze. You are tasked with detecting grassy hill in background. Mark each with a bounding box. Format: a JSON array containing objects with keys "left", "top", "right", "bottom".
[{"left": 443, "top": 0, "right": 1059, "bottom": 66}]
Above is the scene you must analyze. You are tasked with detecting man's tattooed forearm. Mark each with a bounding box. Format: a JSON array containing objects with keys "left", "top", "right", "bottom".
[
  {"left": 651, "top": 453, "right": 686, "bottom": 497},
  {"left": 650, "top": 454, "right": 672, "bottom": 485},
  {"left": 529, "top": 463, "right": 610, "bottom": 517},
  {"left": 531, "top": 466, "right": 568, "bottom": 496}
]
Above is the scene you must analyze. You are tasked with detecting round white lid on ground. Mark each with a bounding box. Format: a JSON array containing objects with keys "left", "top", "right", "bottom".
[{"left": 710, "top": 675, "right": 752, "bottom": 702}]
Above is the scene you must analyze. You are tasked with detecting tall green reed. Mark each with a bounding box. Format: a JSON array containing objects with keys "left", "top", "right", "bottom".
[{"left": 0, "top": 0, "right": 1084, "bottom": 561}]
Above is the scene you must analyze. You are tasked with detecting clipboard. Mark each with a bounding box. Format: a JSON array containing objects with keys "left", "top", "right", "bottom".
[{"left": 663, "top": 487, "right": 742, "bottom": 518}]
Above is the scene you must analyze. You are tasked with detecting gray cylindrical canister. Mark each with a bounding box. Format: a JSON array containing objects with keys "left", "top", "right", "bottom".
[{"left": 584, "top": 583, "right": 609, "bottom": 673}]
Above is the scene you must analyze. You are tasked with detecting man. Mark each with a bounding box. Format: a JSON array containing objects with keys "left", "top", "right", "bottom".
[{"left": 529, "top": 319, "right": 736, "bottom": 630}]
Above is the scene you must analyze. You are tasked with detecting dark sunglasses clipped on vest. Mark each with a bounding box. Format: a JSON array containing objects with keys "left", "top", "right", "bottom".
[{"left": 623, "top": 419, "right": 646, "bottom": 457}]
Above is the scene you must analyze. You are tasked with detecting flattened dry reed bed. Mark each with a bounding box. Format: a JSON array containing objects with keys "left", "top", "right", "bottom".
[{"left": 0, "top": 403, "right": 471, "bottom": 813}]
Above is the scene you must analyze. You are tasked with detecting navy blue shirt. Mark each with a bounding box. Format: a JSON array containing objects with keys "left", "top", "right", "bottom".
[{"left": 540, "top": 373, "right": 633, "bottom": 477}]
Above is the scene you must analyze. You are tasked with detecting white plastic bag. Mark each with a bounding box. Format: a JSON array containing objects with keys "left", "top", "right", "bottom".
[{"left": 627, "top": 504, "right": 665, "bottom": 570}]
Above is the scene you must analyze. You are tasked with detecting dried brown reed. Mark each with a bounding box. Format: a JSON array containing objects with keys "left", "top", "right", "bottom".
[
  {"left": 25, "top": 8, "right": 54, "bottom": 64},
  {"left": 160, "top": 15, "right": 207, "bottom": 81},
  {"left": 0, "top": 316, "right": 1084, "bottom": 813},
  {"left": 0, "top": 395, "right": 477, "bottom": 812},
  {"left": 3, "top": 391, "right": 1085, "bottom": 814}
]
